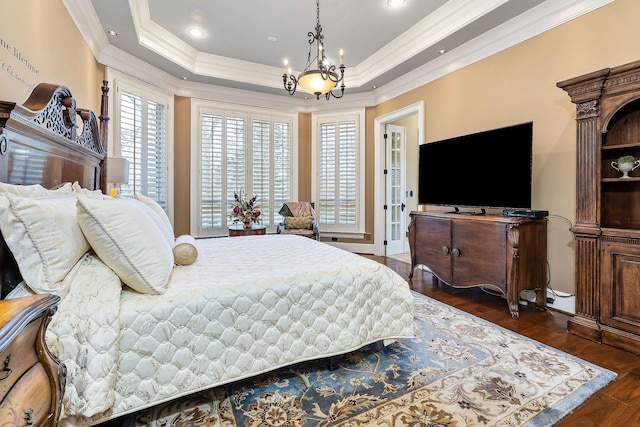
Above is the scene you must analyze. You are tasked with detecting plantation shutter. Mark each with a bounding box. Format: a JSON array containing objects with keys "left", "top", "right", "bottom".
[
  {"left": 225, "top": 114, "right": 247, "bottom": 217},
  {"left": 315, "top": 113, "right": 362, "bottom": 234},
  {"left": 339, "top": 120, "right": 357, "bottom": 225},
  {"left": 118, "top": 89, "right": 168, "bottom": 209},
  {"left": 199, "top": 111, "right": 247, "bottom": 234},
  {"left": 319, "top": 122, "right": 337, "bottom": 225},
  {"left": 252, "top": 117, "right": 271, "bottom": 226},
  {"left": 273, "top": 120, "right": 292, "bottom": 225},
  {"left": 195, "top": 104, "right": 293, "bottom": 237},
  {"left": 200, "top": 114, "right": 224, "bottom": 230}
]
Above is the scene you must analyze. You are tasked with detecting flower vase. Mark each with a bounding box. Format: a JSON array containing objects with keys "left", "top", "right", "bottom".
[
  {"left": 243, "top": 220, "right": 253, "bottom": 229},
  {"left": 611, "top": 160, "right": 640, "bottom": 178}
]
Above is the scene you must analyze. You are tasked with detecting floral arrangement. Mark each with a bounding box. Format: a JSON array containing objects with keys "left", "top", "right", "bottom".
[
  {"left": 230, "top": 192, "right": 261, "bottom": 225},
  {"left": 618, "top": 155, "right": 636, "bottom": 163}
]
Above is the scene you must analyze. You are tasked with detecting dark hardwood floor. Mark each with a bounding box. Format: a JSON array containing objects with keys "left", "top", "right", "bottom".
[{"left": 364, "top": 255, "right": 640, "bottom": 427}]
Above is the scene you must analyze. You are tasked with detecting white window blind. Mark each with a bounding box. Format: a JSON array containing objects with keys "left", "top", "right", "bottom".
[
  {"left": 313, "top": 112, "right": 364, "bottom": 235},
  {"left": 116, "top": 85, "right": 169, "bottom": 210},
  {"left": 199, "top": 114, "right": 224, "bottom": 230},
  {"left": 273, "top": 121, "right": 292, "bottom": 225},
  {"left": 195, "top": 105, "right": 293, "bottom": 236}
]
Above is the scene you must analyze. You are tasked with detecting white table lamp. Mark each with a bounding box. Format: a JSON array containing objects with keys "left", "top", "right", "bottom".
[{"left": 107, "top": 157, "right": 130, "bottom": 197}]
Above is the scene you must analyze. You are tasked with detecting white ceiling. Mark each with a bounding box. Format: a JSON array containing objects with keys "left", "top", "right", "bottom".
[{"left": 63, "top": 0, "right": 610, "bottom": 102}]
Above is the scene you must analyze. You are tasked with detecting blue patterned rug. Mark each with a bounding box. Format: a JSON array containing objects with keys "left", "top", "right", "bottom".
[{"left": 134, "top": 292, "right": 616, "bottom": 426}]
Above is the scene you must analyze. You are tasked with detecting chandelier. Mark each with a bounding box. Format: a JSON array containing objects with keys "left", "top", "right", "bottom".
[{"left": 282, "top": 0, "right": 345, "bottom": 100}]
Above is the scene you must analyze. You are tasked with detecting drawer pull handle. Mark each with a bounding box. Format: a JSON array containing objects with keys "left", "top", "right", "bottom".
[
  {"left": 452, "top": 248, "right": 461, "bottom": 257},
  {"left": 24, "top": 408, "right": 34, "bottom": 426},
  {"left": 0, "top": 354, "right": 12, "bottom": 380},
  {"left": 442, "top": 246, "right": 449, "bottom": 254}
]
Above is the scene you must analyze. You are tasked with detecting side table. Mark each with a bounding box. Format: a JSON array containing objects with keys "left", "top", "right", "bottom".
[{"left": 228, "top": 224, "right": 267, "bottom": 237}]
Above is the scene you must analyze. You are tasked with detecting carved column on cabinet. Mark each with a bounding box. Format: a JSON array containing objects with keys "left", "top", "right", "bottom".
[
  {"left": 571, "top": 98, "right": 604, "bottom": 340},
  {"left": 506, "top": 222, "right": 521, "bottom": 317},
  {"left": 558, "top": 70, "right": 607, "bottom": 342}
]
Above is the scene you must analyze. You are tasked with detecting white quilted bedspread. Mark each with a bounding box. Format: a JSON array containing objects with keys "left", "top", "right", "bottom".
[{"left": 47, "top": 235, "right": 415, "bottom": 425}]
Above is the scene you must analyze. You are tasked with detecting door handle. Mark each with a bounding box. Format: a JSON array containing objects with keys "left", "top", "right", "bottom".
[{"left": 401, "top": 202, "right": 406, "bottom": 212}]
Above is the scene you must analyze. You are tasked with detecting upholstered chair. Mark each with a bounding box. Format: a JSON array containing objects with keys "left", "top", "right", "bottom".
[{"left": 276, "top": 202, "right": 319, "bottom": 240}]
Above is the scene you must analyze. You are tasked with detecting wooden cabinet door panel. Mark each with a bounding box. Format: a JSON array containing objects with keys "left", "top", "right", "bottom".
[
  {"left": 0, "top": 321, "right": 40, "bottom": 397},
  {"left": 0, "top": 363, "right": 51, "bottom": 426},
  {"left": 453, "top": 221, "right": 507, "bottom": 288},
  {"left": 415, "top": 216, "right": 452, "bottom": 283},
  {"left": 601, "top": 242, "right": 640, "bottom": 334}
]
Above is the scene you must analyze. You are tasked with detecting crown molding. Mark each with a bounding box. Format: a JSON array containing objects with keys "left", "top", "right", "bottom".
[
  {"left": 99, "top": 45, "right": 180, "bottom": 93},
  {"left": 61, "top": 0, "right": 110, "bottom": 55},
  {"left": 64, "top": 0, "right": 613, "bottom": 110},
  {"left": 127, "top": 0, "right": 509, "bottom": 91},
  {"left": 357, "top": 0, "right": 509, "bottom": 84},
  {"left": 373, "top": 0, "right": 614, "bottom": 104}
]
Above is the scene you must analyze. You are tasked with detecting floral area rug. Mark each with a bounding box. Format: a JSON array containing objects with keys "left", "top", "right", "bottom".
[{"left": 133, "top": 292, "right": 616, "bottom": 426}]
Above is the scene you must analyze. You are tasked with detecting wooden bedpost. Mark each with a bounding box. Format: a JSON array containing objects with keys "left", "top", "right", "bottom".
[{"left": 99, "top": 80, "right": 109, "bottom": 193}]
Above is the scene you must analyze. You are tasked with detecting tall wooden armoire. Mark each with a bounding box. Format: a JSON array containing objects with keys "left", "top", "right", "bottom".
[{"left": 558, "top": 59, "right": 640, "bottom": 355}]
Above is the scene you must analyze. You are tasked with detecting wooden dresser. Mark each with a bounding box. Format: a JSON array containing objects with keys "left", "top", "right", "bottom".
[
  {"left": 409, "top": 211, "right": 548, "bottom": 318},
  {"left": 0, "top": 294, "right": 65, "bottom": 426}
]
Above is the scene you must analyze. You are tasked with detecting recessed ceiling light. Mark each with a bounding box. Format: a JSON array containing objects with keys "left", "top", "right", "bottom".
[
  {"left": 106, "top": 29, "right": 118, "bottom": 36},
  {"left": 439, "top": 49, "right": 447, "bottom": 55},
  {"left": 267, "top": 36, "right": 278, "bottom": 42},
  {"left": 387, "top": 0, "right": 406, "bottom": 7},
  {"left": 188, "top": 27, "right": 205, "bottom": 38}
]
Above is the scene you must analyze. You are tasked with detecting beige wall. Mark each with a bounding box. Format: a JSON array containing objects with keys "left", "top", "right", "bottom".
[
  {"left": 173, "top": 96, "right": 191, "bottom": 236},
  {"left": 0, "top": 0, "right": 103, "bottom": 112},
  {"left": 297, "top": 113, "right": 312, "bottom": 201},
  {"left": 373, "top": 0, "right": 640, "bottom": 293}
]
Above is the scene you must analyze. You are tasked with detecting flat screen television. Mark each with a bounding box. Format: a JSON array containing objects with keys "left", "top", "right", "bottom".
[{"left": 418, "top": 122, "right": 533, "bottom": 211}]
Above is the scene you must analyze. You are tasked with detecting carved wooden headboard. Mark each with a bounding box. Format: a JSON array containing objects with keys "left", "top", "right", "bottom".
[{"left": 0, "top": 81, "right": 109, "bottom": 298}]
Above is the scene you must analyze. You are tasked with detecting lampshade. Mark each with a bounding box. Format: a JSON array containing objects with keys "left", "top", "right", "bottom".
[
  {"left": 297, "top": 70, "right": 339, "bottom": 96},
  {"left": 107, "top": 157, "right": 130, "bottom": 185}
]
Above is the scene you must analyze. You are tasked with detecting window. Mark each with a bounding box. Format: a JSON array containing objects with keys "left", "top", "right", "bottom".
[
  {"left": 193, "top": 101, "right": 294, "bottom": 237},
  {"left": 113, "top": 77, "right": 173, "bottom": 215},
  {"left": 312, "top": 111, "right": 365, "bottom": 237}
]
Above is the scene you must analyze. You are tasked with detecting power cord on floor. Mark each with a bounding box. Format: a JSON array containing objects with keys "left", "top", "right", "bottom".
[{"left": 544, "top": 214, "right": 577, "bottom": 303}]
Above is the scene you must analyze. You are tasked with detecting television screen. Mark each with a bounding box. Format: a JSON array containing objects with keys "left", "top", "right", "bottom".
[{"left": 418, "top": 122, "right": 532, "bottom": 210}]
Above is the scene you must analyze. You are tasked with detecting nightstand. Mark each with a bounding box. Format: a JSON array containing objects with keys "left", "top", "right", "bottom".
[{"left": 0, "top": 294, "right": 65, "bottom": 426}]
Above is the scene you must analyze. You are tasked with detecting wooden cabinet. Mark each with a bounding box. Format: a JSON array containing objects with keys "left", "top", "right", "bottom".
[
  {"left": 409, "top": 211, "right": 548, "bottom": 318},
  {"left": 558, "top": 59, "right": 640, "bottom": 355},
  {"left": 0, "top": 294, "right": 65, "bottom": 426}
]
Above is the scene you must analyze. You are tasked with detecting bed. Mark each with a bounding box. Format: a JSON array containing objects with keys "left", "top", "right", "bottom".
[{"left": 0, "top": 83, "right": 416, "bottom": 425}]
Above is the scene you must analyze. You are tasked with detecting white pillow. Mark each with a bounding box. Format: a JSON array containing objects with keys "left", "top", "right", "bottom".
[
  {"left": 71, "top": 181, "right": 105, "bottom": 197},
  {"left": 134, "top": 193, "right": 174, "bottom": 244},
  {"left": 76, "top": 196, "right": 173, "bottom": 294},
  {"left": 0, "top": 194, "right": 90, "bottom": 294},
  {"left": 0, "top": 182, "right": 73, "bottom": 198}
]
